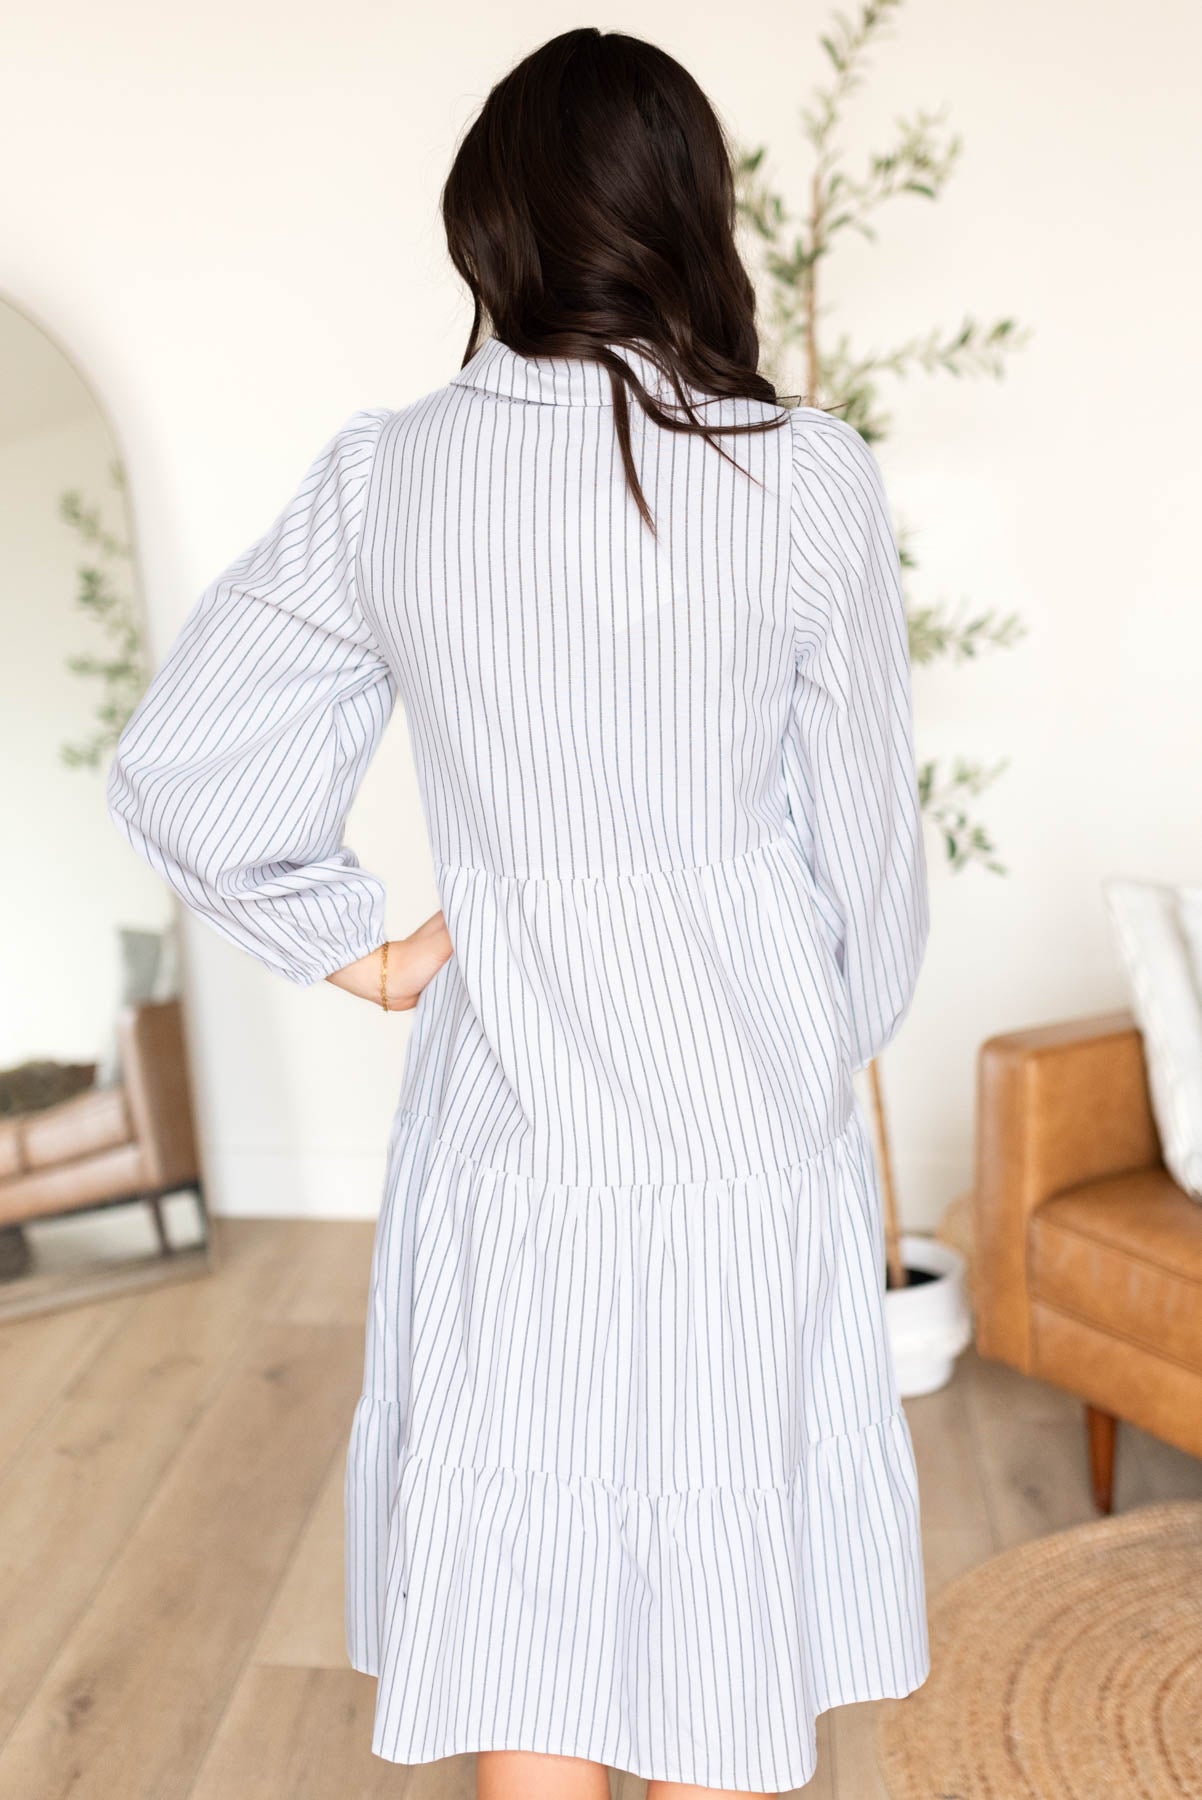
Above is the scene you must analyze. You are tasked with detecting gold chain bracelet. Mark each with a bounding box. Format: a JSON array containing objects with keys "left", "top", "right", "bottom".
[{"left": 379, "top": 940, "right": 390, "bottom": 1012}]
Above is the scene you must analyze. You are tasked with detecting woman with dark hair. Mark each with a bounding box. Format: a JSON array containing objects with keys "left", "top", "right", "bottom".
[{"left": 108, "top": 26, "right": 929, "bottom": 1799}]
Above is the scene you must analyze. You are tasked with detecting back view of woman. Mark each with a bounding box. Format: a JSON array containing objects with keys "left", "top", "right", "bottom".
[{"left": 108, "top": 28, "right": 929, "bottom": 1799}]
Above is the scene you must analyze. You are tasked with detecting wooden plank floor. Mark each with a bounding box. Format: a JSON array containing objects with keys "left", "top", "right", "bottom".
[{"left": 1, "top": 1218, "right": 1200, "bottom": 1798}]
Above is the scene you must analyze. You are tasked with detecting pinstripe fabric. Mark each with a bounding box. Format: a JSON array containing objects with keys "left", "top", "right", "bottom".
[{"left": 108, "top": 337, "right": 930, "bottom": 1791}]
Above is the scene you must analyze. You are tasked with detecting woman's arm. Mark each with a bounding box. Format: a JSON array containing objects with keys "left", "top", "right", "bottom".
[
  {"left": 782, "top": 410, "right": 929, "bottom": 1070},
  {"left": 326, "top": 909, "right": 453, "bottom": 1008},
  {"left": 108, "top": 411, "right": 400, "bottom": 985}
]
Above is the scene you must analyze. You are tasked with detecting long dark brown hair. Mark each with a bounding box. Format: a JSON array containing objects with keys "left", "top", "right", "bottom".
[{"left": 441, "top": 28, "right": 789, "bottom": 528}]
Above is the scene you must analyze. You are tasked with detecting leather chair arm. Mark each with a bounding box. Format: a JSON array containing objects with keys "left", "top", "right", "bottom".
[
  {"left": 117, "top": 999, "right": 201, "bottom": 1193},
  {"left": 972, "top": 1011, "right": 1161, "bottom": 1370}
]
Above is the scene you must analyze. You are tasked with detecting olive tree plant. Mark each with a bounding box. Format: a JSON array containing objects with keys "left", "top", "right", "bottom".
[
  {"left": 737, "top": 0, "right": 1027, "bottom": 1280},
  {"left": 59, "top": 467, "right": 147, "bottom": 771}
]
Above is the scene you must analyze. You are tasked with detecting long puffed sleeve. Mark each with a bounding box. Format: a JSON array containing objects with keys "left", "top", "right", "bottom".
[
  {"left": 781, "top": 410, "right": 929, "bottom": 1070},
  {"left": 107, "top": 409, "right": 396, "bottom": 984}
]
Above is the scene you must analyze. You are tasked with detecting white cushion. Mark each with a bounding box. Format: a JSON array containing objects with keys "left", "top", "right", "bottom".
[
  {"left": 1181, "top": 891, "right": 1202, "bottom": 1001},
  {"left": 1105, "top": 878, "right": 1202, "bottom": 1200}
]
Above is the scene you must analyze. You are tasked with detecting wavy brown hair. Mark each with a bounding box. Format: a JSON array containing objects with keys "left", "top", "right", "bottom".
[{"left": 441, "top": 27, "right": 789, "bottom": 529}]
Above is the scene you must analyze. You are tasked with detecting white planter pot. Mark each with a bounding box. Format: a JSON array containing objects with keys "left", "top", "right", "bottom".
[{"left": 885, "top": 1234, "right": 972, "bottom": 1398}]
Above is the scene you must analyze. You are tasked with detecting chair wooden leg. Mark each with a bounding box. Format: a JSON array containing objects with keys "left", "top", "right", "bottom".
[
  {"left": 147, "top": 1195, "right": 172, "bottom": 1256},
  {"left": 1086, "top": 1405, "right": 1118, "bottom": 1514}
]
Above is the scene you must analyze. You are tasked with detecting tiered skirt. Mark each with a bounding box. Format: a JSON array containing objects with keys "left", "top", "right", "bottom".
[{"left": 345, "top": 1098, "right": 928, "bottom": 1792}]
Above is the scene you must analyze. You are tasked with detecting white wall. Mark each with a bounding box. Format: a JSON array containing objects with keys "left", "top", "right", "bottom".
[
  {"left": 2, "top": 0, "right": 1198, "bottom": 1222},
  {"left": 0, "top": 403, "right": 171, "bottom": 1067}
]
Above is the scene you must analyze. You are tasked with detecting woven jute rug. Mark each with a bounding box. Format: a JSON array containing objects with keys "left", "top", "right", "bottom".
[{"left": 876, "top": 1501, "right": 1202, "bottom": 1799}]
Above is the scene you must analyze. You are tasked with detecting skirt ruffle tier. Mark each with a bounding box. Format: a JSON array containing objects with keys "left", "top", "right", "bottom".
[{"left": 345, "top": 1103, "right": 928, "bottom": 1793}]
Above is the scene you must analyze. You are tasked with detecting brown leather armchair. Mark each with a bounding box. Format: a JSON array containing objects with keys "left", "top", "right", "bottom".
[
  {"left": 0, "top": 999, "right": 203, "bottom": 1250},
  {"left": 973, "top": 1011, "right": 1202, "bottom": 1512}
]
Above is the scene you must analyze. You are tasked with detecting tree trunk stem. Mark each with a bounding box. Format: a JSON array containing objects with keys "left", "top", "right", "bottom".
[{"left": 868, "top": 1057, "right": 907, "bottom": 1288}]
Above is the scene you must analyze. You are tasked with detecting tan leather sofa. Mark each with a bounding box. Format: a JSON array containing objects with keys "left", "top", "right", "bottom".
[
  {"left": 973, "top": 1011, "right": 1202, "bottom": 1512},
  {"left": 0, "top": 999, "right": 202, "bottom": 1250}
]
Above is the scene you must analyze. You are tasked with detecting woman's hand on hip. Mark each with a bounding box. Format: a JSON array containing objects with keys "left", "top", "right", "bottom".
[{"left": 325, "top": 910, "right": 453, "bottom": 1009}]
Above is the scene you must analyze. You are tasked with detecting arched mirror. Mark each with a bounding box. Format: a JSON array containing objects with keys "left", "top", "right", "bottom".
[{"left": 0, "top": 298, "right": 209, "bottom": 1319}]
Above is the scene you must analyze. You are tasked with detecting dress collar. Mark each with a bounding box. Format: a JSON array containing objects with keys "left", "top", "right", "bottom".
[{"left": 449, "top": 335, "right": 708, "bottom": 410}]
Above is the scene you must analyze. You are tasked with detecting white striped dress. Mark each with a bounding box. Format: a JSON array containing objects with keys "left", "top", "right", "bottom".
[{"left": 108, "top": 337, "right": 931, "bottom": 1792}]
